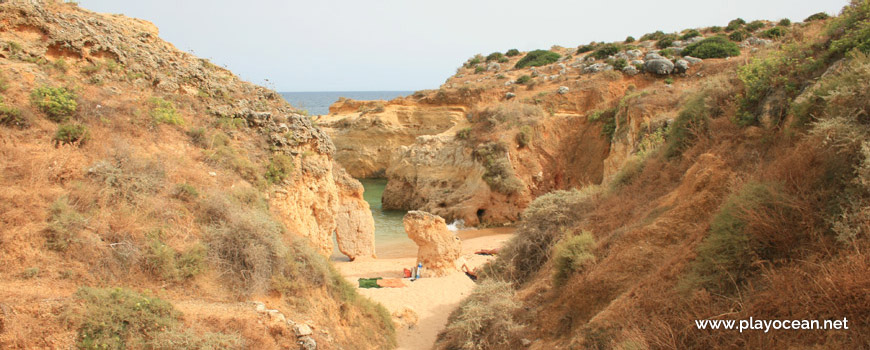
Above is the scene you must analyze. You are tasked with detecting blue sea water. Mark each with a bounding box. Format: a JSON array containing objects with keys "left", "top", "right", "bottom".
[{"left": 279, "top": 91, "right": 413, "bottom": 116}]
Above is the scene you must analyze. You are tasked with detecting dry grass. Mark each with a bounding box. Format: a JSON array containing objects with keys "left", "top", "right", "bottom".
[{"left": 435, "top": 280, "right": 522, "bottom": 350}]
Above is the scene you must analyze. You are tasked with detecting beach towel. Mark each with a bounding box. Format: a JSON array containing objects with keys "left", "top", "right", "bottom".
[
  {"left": 358, "top": 277, "right": 382, "bottom": 288},
  {"left": 376, "top": 278, "right": 408, "bottom": 288}
]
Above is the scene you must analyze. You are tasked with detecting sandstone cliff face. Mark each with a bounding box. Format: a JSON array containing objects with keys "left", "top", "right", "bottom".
[
  {"left": 319, "top": 98, "right": 468, "bottom": 178},
  {"left": 403, "top": 211, "right": 461, "bottom": 277}
]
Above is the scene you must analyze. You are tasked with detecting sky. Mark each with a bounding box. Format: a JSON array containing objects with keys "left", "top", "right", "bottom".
[{"left": 76, "top": 0, "right": 848, "bottom": 92}]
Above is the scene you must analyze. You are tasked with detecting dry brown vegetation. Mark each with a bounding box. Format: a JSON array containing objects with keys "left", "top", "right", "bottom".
[
  {"left": 0, "top": 2, "right": 394, "bottom": 349},
  {"left": 437, "top": 2, "right": 870, "bottom": 349}
]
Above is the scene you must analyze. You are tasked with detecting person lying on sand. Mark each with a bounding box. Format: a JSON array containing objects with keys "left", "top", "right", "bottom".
[
  {"left": 456, "top": 257, "right": 478, "bottom": 281},
  {"left": 474, "top": 248, "right": 500, "bottom": 256}
]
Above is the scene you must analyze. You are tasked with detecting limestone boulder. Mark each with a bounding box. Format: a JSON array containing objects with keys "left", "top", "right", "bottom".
[{"left": 403, "top": 211, "right": 461, "bottom": 277}]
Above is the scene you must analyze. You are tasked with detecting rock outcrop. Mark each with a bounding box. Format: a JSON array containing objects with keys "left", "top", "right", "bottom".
[{"left": 403, "top": 211, "right": 461, "bottom": 277}]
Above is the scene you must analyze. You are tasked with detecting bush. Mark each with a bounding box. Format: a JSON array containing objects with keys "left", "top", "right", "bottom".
[
  {"left": 745, "top": 20, "right": 766, "bottom": 32},
  {"left": 144, "top": 233, "right": 206, "bottom": 282},
  {"left": 54, "top": 123, "right": 90, "bottom": 146},
  {"left": 625, "top": 36, "right": 636, "bottom": 43},
  {"left": 88, "top": 149, "right": 166, "bottom": 203},
  {"left": 805, "top": 12, "right": 830, "bottom": 22},
  {"left": 576, "top": 44, "right": 595, "bottom": 54},
  {"left": 514, "top": 50, "right": 560, "bottom": 68},
  {"left": 680, "top": 29, "right": 701, "bottom": 40},
  {"left": 552, "top": 231, "right": 595, "bottom": 286},
  {"left": 505, "top": 49, "right": 520, "bottom": 57},
  {"left": 68, "top": 287, "right": 242, "bottom": 349},
  {"left": 640, "top": 30, "right": 666, "bottom": 41},
  {"left": 30, "top": 86, "right": 77, "bottom": 122},
  {"left": 686, "top": 182, "right": 801, "bottom": 294},
  {"left": 665, "top": 92, "right": 709, "bottom": 157},
  {"left": 436, "top": 281, "right": 521, "bottom": 350},
  {"left": 265, "top": 153, "right": 294, "bottom": 184},
  {"left": 611, "top": 58, "right": 628, "bottom": 71},
  {"left": 149, "top": 97, "right": 183, "bottom": 125},
  {"left": 682, "top": 36, "right": 741, "bottom": 58},
  {"left": 483, "top": 187, "right": 600, "bottom": 285},
  {"left": 664, "top": 77, "right": 674, "bottom": 85},
  {"left": 728, "top": 30, "right": 749, "bottom": 42},
  {"left": 515, "top": 75, "right": 532, "bottom": 85},
  {"left": 515, "top": 125, "right": 532, "bottom": 147},
  {"left": 486, "top": 52, "right": 505, "bottom": 62},
  {"left": 202, "top": 192, "right": 286, "bottom": 295},
  {"left": 0, "top": 104, "right": 26, "bottom": 128},
  {"left": 473, "top": 142, "right": 524, "bottom": 194},
  {"left": 173, "top": 183, "right": 199, "bottom": 201},
  {"left": 474, "top": 65, "right": 485, "bottom": 74},
  {"left": 656, "top": 34, "right": 678, "bottom": 49},
  {"left": 455, "top": 127, "right": 472, "bottom": 140},
  {"left": 827, "top": 2, "right": 870, "bottom": 56},
  {"left": 726, "top": 18, "right": 746, "bottom": 31},
  {"left": 592, "top": 43, "right": 621, "bottom": 59},
  {"left": 44, "top": 196, "right": 87, "bottom": 251},
  {"left": 778, "top": 18, "right": 792, "bottom": 26},
  {"left": 709, "top": 26, "right": 723, "bottom": 33},
  {"left": 761, "top": 26, "right": 788, "bottom": 38}
]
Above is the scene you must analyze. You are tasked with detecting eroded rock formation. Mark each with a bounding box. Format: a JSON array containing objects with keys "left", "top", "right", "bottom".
[{"left": 403, "top": 211, "right": 461, "bottom": 277}]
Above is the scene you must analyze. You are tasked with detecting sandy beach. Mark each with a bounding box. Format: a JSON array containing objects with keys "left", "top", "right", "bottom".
[{"left": 333, "top": 227, "right": 514, "bottom": 350}]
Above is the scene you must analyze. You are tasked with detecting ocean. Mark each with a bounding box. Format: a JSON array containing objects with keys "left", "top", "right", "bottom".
[
  {"left": 279, "top": 91, "right": 413, "bottom": 116},
  {"left": 280, "top": 91, "right": 420, "bottom": 259}
]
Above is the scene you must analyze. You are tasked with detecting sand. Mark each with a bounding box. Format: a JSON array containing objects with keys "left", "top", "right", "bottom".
[{"left": 333, "top": 227, "right": 514, "bottom": 350}]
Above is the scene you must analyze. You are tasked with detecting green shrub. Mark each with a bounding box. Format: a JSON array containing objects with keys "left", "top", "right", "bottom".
[
  {"left": 515, "top": 75, "right": 532, "bottom": 84},
  {"left": 0, "top": 104, "right": 26, "bottom": 128},
  {"left": 71, "top": 287, "right": 178, "bottom": 349},
  {"left": 576, "top": 44, "right": 595, "bottom": 54},
  {"left": 625, "top": 36, "right": 636, "bottom": 43},
  {"left": 737, "top": 53, "right": 786, "bottom": 124},
  {"left": 30, "top": 86, "right": 77, "bottom": 122},
  {"left": 726, "top": 18, "right": 746, "bottom": 31},
  {"left": 745, "top": 20, "right": 766, "bottom": 32},
  {"left": 54, "top": 123, "right": 90, "bottom": 146},
  {"left": 516, "top": 125, "right": 532, "bottom": 147},
  {"left": 456, "top": 127, "right": 472, "bottom": 140},
  {"left": 640, "top": 30, "right": 666, "bottom": 41},
  {"left": 664, "top": 77, "right": 674, "bottom": 85},
  {"left": 465, "top": 55, "right": 483, "bottom": 68},
  {"left": 505, "top": 49, "right": 520, "bottom": 57},
  {"left": 265, "top": 153, "right": 294, "bottom": 184},
  {"left": 778, "top": 18, "right": 792, "bottom": 26},
  {"left": 44, "top": 196, "right": 87, "bottom": 251},
  {"left": 474, "top": 65, "right": 485, "bottom": 74},
  {"left": 592, "top": 43, "right": 621, "bottom": 59},
  {"left": 680, "top": 29, "right": 701, "bottom": 40},
  {"left": 611, "top": 58, "right": 628, "bottom": 71},
  {"left": 552, "top": 231, "right": 596, "bottom": 286},
  {"left": 481, "top": 187, "right": 600, "bottom": 285},
  {"left": 761, "top": 26, "right": 788, "bottom": 38},
  {"left": 149, "top": 97, "right": 183, "bottom": 125},
  {"left": 514, "top": 50, "right": 560, "bottom": 68},
  {"left": 665, "top": 92, "right": 709, "bottom": 157},
  {"left": 486, "top": 52, "right": 505, "bottom": 62},
  {"left": 173, "top": 183, "right": 199, "bottom": 201},
  {"left": 686, "top": 182, "right": 799, "bottom": 294},
  {"left": 658, "top": 48, "right": 677, "bottom": 57},
  {"left": 805, "top": 12, "right": 830, "bottom": 22},
  {"left": 473, "top": 142, "right": 524, "bottom": 194},
  {"left": 436, "top": 281, "right": 521, "bottom": 349},
  {"left": 728, "top": 30, "right": 749, "bottom": 42},
  {"left": 144, "top": 234, "right": 206, "bottom": 282},
  {"left": 656, "top": 35, "right": 677, "bottom": 49},
  {"left": 682, "top": 36, "right": 741, "bottom": 58},
  {"left": 827, "top": 2, "right": 870, "bottom": 55},
  {"left": 709, "top": 26, "right": 723, "bottom": 33}
]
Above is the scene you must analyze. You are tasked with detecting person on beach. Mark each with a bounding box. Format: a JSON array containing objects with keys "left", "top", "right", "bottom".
[{"left": 456, "top": 256, "right": 478, "bottom": 281}]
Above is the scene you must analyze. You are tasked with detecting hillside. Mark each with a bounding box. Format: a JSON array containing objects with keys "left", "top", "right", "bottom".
[
  {"left": 0, "top": 1, "right": 392, "bottom": 349},
  {"left": 431, "top": 3, "right": 870, "bottom": 350},
  {"left": 318, "top": 1, "right": 870, "bottom": 349}
]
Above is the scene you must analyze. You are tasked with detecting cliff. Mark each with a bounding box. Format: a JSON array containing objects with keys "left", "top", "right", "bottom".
[{"left": 0, "top": 1, "right": 389, "bottom": 348}]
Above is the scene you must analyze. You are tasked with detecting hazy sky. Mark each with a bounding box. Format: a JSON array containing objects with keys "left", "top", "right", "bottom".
[{"left": 76, "top": 0, "right": 847, "bottom": 92}]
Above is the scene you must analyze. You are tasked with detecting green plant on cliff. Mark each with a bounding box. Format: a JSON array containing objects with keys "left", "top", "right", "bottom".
[
  {"left": 665, "top": 92, "right": 709, "bottom": 157},
  {"left": 505, "top": 48, "right": 521, "bottom": 57},
  {"left": 149, "top": 97, "right": 184, "bottom": 125},
  {"left": 515, "top": 50, "right": 560, "bottom": 68},
  {"left": 473, "top": 142, "right": 524, "bottom": 195},
  {"left": 265, "top": 153, "right": 294, "bottom": 184},
  {"left": 682, "top": 36, "right": 740, "bottom": 59},
  {"left": 30, "top": 86, "right": 77, "bottom": 122},
  {"left": 552, "top": 231, "right": 596, "bottom": 286}
]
